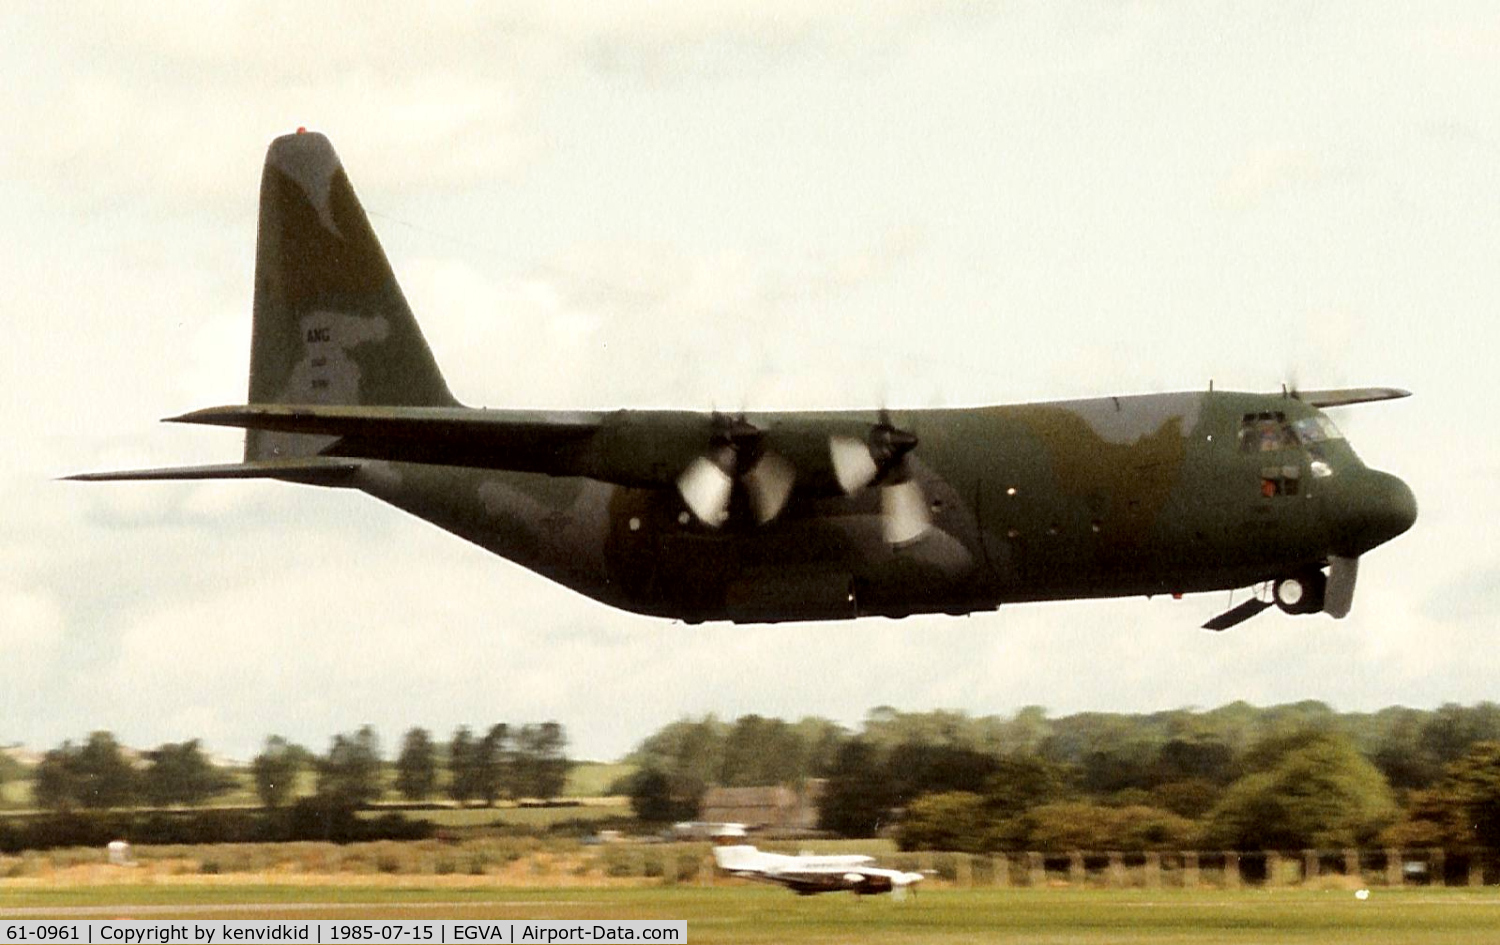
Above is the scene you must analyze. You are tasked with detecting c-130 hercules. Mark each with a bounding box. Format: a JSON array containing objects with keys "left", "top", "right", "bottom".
[{"left": 72, "top": 131, "right": 1417, "bottom": 631}]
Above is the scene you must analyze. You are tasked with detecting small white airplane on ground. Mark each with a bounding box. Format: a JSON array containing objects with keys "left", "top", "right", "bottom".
[{"left": 711, "top": 834, "right": 924, "bottom": 898}]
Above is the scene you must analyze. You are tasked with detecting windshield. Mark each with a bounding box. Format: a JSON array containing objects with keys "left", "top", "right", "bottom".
[
  {"left": 1292, "top": 415, "right": 1344, "bottom": 444},
  {"left": 1238, "top": 412, "right": 1295, "bottom": 452}
]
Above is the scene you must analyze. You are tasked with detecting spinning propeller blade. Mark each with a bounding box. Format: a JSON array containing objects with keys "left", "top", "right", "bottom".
[
  {"left": 743, "top": 451, "right": 796, "bottom": 524},
  {"left": 676, "top": 415, "right": 796, "bottom": 527},
  {"left": 677, "top": 453, "right": 735, "bottom": 526},
  {"left": 828, "top": 411, "right": 932, "bottom": 544}
]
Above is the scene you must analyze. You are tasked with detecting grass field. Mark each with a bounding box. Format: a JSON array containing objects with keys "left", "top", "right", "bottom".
[{"left": 2, "top": 885, "right": 1498, "bottom": 943}]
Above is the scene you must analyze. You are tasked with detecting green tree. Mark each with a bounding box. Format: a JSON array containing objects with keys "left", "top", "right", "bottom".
[
  {"left": 791, "top": 717, "right": 848, "bottom": 777},
  {"left": 1151, "top": 737, "right": 1238, "bottom": 787},
  {"left": 885, "top": 742, "right": 1001, "bottom": 806},
  {"left": 626, "top": 766, "right": 698, "bottom": 823},
  {"left": 627, "top": 716, "right": 726, "bottom": 809},
  {"left": 1385, "top": 741, "right": 1500, "bottom": 850},
  {"left": 1206, "top": 733, "right": 1397, "bottom": 850},
  {"left": 983, "top": 753, "right": 1071, "bottom": 820},
  {"left": 1370, "top": 707, "right": 1441, "bottom": 789},
  {"left": 897, "top": 791, "right": 991, "bottom": 853},
  {"left": 721, "top": 715, "right": 798, "bottom": 786},
  {"left": 316, "top": 725, "right": 383, "bottom": 808},
  {"left": 394, "top": 728, "right": 438, "bottom": 802},
  {"left": 1026, "top": 802, "right": 1200, "bottom": 852},
  {"left": 141, "top": 740, "right": 235, "bottom": 807},
  {"left": 76, "top": 732, "right": 139, "bottom": 808},
  {"left": 1150, "top": 778, "right": 1222, "bottom": 819},
  {"left": 252, "top": 736, "right": 307, "bottom": 809},
  {"left": 475, "top": 723, "right": 511, "bottom": 806},
  {"left": 33, "top": 743, "right": 83, "bottom": 811},
  {"left": 818, "top": 738, "right": 893, "bottom": 837},
  {"left": 448, "top": 726, "right": 479, "bottom": 806},
  {"left": 33, "top": 733, "right": 139, "bottom": 810},
  {"left": 515, "top": 722, "right": 569, "bottom": 801}
]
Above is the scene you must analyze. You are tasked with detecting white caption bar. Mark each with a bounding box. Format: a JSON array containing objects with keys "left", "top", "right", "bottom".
[{"left": 1, "top": 921, "right": 686, "bottom": 944}]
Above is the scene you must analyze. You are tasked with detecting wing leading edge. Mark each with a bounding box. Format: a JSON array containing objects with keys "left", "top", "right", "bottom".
[{"left": 1290, "top": 387, "right": 1411, "bottom": 408}]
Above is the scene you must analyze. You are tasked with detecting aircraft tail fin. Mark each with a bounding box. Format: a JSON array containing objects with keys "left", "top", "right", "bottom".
[
  {"left": 246, "top": 130, "right": 458, "bottom": 462},
  {"left": 711, "top": 845, "right": 769, "bottom": 872}
]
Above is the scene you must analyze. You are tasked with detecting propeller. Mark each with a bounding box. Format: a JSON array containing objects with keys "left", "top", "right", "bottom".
[
  {"left": 829, "top": 410, "right": 931, "bottom": 545},
  {"left": 676, "top": 414, "right": 796, "bottom": 527}
]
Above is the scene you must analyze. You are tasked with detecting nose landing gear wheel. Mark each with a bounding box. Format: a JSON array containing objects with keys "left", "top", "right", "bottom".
[{"left": 1274, "top": 569, "right": 1327, "bottom": 615}]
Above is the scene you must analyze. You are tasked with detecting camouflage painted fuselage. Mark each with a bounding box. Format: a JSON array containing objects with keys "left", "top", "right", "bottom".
[
  {"left": 348, "top": 390, "right": 1413, "bottom": 623},
  {"left": 74, "top": 131, "right": 1415, "bottom": 626}
]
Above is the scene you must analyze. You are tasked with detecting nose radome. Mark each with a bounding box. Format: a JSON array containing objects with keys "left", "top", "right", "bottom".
[
  {"left": 1376, "top": 471, "right": 1418, "bottom": 540},
  {"left": 1338, "top": 470, "right": 1417, "bottom": 554}
]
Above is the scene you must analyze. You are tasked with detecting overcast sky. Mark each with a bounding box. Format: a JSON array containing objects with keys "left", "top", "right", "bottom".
[{"left": 2, "top": 3, "right": 1495, "bottom": 763}]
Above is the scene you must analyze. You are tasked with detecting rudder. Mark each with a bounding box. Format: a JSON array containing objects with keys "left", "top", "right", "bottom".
[{"left": 246, "top": 130, "right": 458, "bottom": 461}]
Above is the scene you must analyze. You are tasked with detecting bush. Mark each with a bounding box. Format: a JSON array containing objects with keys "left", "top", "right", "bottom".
[{"left": 601, "top": 846, "right": 638, "bottom": 877}]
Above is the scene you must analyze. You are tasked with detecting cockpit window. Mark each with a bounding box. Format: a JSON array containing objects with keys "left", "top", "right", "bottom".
[
  {"left": 1292, "top": 416, "right": 1344, "bottom": 444},
  {"left": 1238, "top": 412, "right": 1295, "bottom": 453}
]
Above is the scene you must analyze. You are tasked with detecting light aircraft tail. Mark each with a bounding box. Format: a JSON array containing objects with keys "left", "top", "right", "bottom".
[
  {"left": 711, "top": 844, "right": 773, "bottom": 872},
  {"left": 245, "top": 130, "right": 458, "bottom": 462}
]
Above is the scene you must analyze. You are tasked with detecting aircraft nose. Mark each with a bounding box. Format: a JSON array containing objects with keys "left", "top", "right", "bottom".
[{"left": 1333, "top": 469, "right": 1417, "bottom": 555}]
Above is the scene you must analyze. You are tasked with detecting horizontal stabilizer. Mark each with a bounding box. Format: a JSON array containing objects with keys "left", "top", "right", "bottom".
[
  {"left": 170, "top": 403, "right": 608, "bottom": 477},
  {"left": 64, "top": 458, "right": 361, "bottom": 484},
  {"left": 1203, "top": 596, "right": 1272, "bottom": 631},
  {"left": 1291, "top": 387, "right": 1411, "bottom": 408}
]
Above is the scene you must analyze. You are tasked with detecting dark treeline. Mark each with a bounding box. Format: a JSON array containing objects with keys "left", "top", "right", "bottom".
[
  {"left": 12, "top": 721, "right": 570, "bottom": 814},
  {"left": 620, "top": 701, "right": 1500, "bottom": 852}
]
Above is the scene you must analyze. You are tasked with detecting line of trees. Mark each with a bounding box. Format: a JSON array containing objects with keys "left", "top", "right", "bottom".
[
  {"left": 32, "top": 734, "right": 236, "bottom": 812},
  {"left": 16, "top": 722, "right": 570, "bottom": 814},
  {"left": 621, "top": 701, "right": 1500, "bottom": 852}
]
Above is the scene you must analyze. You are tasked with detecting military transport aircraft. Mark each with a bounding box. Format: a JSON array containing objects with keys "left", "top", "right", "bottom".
[
  {"left": 70, "top": 131, "right": 1417, "bottom": 630},
  {"left": 712, "top": 835, "right": 924, "bottom": 897}
]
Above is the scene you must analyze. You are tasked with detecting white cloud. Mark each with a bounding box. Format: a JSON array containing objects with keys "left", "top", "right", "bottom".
[
  {"left": 1218, "top": 145, "right": 1332, "bottom": 211},
  {"left": 0, "top": 586, "right": 63, "bottom": 658},
  {"left": 403, "top": 234, "right": 928, "bottom": 410}
]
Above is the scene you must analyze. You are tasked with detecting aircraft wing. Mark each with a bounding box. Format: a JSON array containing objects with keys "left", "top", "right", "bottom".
[
  {"left": 1291, "top": 387, "right": 1411, "bottom": 408},
  {"left": 167, "top": 403, "right": 879, "bottom": 500}
]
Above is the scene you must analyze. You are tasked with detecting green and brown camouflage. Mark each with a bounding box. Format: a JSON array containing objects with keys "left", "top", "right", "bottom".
[{"left": 70, "top": 132, "right": 1416, "bottom": 629}]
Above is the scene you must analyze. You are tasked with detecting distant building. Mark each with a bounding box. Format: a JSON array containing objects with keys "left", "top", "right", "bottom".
[{"left": 699, "top": 780, "right": 825, "bottom": 833}]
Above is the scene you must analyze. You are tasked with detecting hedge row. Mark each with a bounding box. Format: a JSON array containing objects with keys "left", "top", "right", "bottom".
[{"left": 0, "top": 800, "right": 432, "bottom": 852}]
